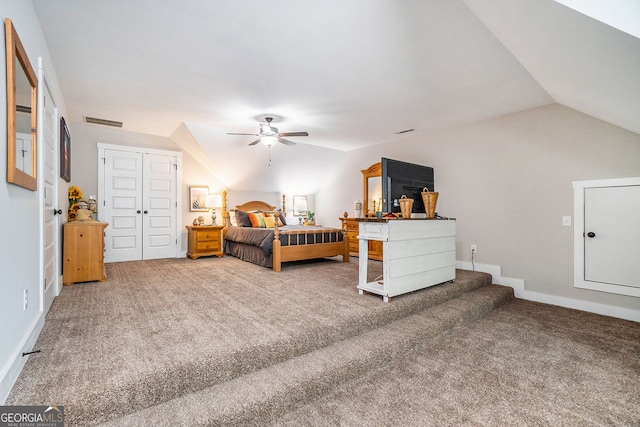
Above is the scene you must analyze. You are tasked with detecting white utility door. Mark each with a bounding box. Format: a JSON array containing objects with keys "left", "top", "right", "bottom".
[
  {"left": 104, "top": 149, "right": 144, "bottom": 262},
  {"left": 41, "top": 81, "right": 59, "bottom": 311},
  {"left": 584, "top": 185, "right": 640, "bottom": 287},
  {"left": 574, "top": 178, "right": 640, "bottom": 297},
  {"left": 102, "top": 148, "right": 179, "bottom": 262},
  {"left": 142, "top": 153, "right": 177, "bottom": 259}
]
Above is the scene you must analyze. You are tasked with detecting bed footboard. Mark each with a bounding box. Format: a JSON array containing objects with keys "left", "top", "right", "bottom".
[{"left": 272, "top": 220, "right": 349, "bottom": 272}]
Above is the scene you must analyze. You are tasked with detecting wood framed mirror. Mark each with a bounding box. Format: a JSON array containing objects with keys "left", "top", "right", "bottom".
[
  {"left": 5, "top": 18, "right": 38, "bottom": 191},
  {"left": 362, "top": 162, "right": 382, "bottom": 217}
]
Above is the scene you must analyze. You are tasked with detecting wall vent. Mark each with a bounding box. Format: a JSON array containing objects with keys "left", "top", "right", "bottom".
[
  {"left": 83, "top": 116, "right": 123, "bottom": 128},
  {"left": 395, "top": 128, "right": 415, "bottom": 135}
]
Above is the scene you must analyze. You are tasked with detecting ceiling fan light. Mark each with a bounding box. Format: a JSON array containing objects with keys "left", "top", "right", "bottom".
[{"left": 261, "top": 136, "right": 277, "bottom": 146}]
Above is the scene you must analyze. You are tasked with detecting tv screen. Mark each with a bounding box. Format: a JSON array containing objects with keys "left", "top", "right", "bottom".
[{"left": 382, "top": 157, "right": 434, "bottom": 215}]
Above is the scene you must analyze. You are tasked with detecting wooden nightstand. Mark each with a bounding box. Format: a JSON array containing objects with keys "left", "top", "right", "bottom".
[
  {"left": 63, "top": 220, "right": 108, "bottom": 285},
  {"left": 186, "top": 225, "right": 224, "bottom": 259}
]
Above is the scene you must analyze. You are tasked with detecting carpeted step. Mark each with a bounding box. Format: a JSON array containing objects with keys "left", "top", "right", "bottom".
[
  {"left": 99, "top": 284, "right": 514, "bottom": 426},
  {"left": 6, "top": 260, "right": 497, "bottom": 426}
]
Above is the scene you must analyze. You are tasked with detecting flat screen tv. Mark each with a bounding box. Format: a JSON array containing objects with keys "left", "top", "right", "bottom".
[{"left": 382, "top": 157, "right": 434, "bottom": 215}]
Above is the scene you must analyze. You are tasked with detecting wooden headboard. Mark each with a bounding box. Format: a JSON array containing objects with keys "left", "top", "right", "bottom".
[{"left": 235, "top": 201, "right": 277, "bottom": 212}]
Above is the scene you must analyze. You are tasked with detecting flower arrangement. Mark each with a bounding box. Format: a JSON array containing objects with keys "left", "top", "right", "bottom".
[{"left": 68, "top": 185, "right": 83, "bottom": 221}]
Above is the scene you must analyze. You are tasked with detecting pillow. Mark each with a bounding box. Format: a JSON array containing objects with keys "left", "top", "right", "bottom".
[
  {"left": 248, "top": 212, "right": 266, "bottom": 228},
  {"left": 235, "top": 210, "right": 253, "bottom": 227},
  {"left": 263, "top": 210, "right": 286, "bottom": 227},
  {"left": 263, "top": 216, "right": 276, "bottom": 228},
  {"left": 228, "top": 210, "right": 238, "bottom": 227}
]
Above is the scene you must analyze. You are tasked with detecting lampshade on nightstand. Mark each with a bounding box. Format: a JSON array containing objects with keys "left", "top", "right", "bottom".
[{"left": 205, "top": 194, "right": 223, "bottom": 225}]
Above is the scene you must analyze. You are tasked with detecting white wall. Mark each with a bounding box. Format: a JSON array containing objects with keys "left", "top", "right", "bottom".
[
  {"left": 317, "top": 103, "right": 640, "bottom": 317},
  {"left": 0, "top": 0, "right": 68, "bottom": 402}
]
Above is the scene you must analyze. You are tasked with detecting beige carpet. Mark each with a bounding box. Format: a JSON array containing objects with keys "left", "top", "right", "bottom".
[
  {"left": 272, "top": 298, "right": 640, "bottom": 426},
  {"left": 6, "top": 256, "right": 639, "bottom": 426}
]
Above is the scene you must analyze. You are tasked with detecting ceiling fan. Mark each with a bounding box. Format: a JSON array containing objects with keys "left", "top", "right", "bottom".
[{"left": 227, "top": 116, "right": 309, "bottom": 147}]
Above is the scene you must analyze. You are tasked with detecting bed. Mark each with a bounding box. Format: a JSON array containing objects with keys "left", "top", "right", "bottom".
[{"left": 223, "top": 200, "right": 349, "bottom": 271}]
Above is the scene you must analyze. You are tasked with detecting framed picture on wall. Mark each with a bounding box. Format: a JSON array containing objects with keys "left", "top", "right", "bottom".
[
  {"left": 60, "top": 117, "right": 71, "bottom": 182},
  {"left": 189, "top": 186, "right": 209, "bottom": 211}
]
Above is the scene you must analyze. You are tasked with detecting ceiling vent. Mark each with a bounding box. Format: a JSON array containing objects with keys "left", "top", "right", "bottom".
[
  {"left": 83, "top": 116, "right": 123, "bottom": 128},
  {"left": 395, "top": 128, "right": 415, "bottom": 135}
]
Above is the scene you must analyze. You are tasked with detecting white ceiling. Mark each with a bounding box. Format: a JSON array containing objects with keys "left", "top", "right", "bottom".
[{"left": 32, "top": 0, "right": 638, "bottom": 154}]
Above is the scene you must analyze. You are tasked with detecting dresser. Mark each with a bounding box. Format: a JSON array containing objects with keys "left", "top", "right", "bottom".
[
  {"left": 63, "top": 220, "right": 108, "bottom": 285},
  {"left": 186, "top": 225, "right": 225, "bottom": 259},
  {"left": 341, "top": 217, "right": 383, "bottom": 260},
  {"left": 357, "top": 218, "right": 456, "bottom": 302}
]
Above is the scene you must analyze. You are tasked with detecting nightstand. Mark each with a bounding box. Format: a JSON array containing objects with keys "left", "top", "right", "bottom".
[
  {"left": 63, "top": 220, "right": 108, "bottom": 285},
  {"left": 186, "top": 225, "right": 224, "bottom": 259}
]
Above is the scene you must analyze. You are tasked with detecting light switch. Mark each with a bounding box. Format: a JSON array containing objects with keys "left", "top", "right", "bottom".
[{"left": 562, "top": 216, "right": 571, "bottom": 226}]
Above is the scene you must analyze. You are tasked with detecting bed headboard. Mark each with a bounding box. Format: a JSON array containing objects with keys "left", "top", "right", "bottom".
[{"left": 235, "top": 201, "right": 277, "bottom": 212}]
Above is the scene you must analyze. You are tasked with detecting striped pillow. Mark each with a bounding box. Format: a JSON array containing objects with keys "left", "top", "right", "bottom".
[{"left": 248, "top": 212, "right": 266, "bottom": 228}]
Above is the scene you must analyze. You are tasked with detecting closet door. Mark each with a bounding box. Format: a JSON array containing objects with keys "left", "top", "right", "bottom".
[
  {"left": 142, "top": 153, "right": 177, "bottom": 259},
  {"left": 104, "top": 149, "right": 143, "bottom": 262}
]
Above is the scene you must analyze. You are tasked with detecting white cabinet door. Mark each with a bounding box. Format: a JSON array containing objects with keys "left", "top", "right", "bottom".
[
  {"left": 142, "top": 153, "right": 177, "bottom": 260},
  {"left": 574, "top": 178, "right": 640, "bottom": 297},
  {"left": 584, "top": 185, "right": 640, "bottom": 288},
  {"left": 104, "top": 149, "right": 143, "bottom": 262}
]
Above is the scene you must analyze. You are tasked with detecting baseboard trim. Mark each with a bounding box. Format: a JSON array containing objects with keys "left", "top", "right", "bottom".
[
  {"left": 0, "top": 312, "right": 46, "bottom": 404},
  {"left": 456, "top": 261, "right": 640, "bottom": 323}
]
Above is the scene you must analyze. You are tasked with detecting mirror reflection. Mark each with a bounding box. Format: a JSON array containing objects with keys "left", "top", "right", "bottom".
[{"left": 361, "top": 162, "right": 381, "bottom": 217}]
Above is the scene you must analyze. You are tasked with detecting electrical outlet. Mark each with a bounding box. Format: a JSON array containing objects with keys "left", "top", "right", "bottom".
[
  {"left": 23, "top": 288, "right": 28, "bottom": 311},
  {"left": 471, "top": 244, "right": 477, "bottom": 253}
]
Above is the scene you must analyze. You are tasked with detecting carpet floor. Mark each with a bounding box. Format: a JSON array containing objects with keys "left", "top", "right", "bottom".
[{"left": 6, "top": 256, "right": 639, "bottom": 426}]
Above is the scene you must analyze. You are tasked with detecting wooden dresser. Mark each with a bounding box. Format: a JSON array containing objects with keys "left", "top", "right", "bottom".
[
  {"left": 186, "top": 225, "right": 225, "bottom": 259},
  {"left": 341, "top": 217, "right": 383, "bottom": 261},
  {"left": 63, "top": 220, "right": 108, "bottom": 285}
]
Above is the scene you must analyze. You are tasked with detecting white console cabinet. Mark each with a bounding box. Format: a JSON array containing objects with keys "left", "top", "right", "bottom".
[{"left": 357, "top": 218, "right": 456, "bottom": 302}]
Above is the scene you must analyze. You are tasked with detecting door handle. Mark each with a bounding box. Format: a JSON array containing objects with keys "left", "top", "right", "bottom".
[
  {"left": 53, "top": 209, "right": 62, "bottom": 215},
  {"left": 143, "top": 210, "right": 148, "bottom": 214},
  {"left": 587, "top": 232, "right": 596, "bottom": 238},
  {"left": 137, "top": 210, "right": 141, "bottom": 214}
]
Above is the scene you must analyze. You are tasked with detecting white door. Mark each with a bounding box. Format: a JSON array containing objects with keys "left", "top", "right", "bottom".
[
  {"left": 142, "top": 153, "right": 177, "bottom": 259},
  {"left": 41, "top": 81, "right": 59, "bottom": 311},
  {"left": 102, "top": 148, "right": 178, "bottom": 262},
  {"left": 104, "top": 149, "right": 143, "bottom": 262},
  {"left": 574, "top": 178, "right": 640, "bottom": 297},
  {"left": 584, "top": 185, "right": 640, "bottom": 287}
]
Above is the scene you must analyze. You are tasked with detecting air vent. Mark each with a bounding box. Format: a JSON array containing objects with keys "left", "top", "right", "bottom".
[
  {"left": 395, "top": 128, "right": 415, "bottom": 135},
  {"left": 83, "top": 116, "right": 123, "bottom": 128}
]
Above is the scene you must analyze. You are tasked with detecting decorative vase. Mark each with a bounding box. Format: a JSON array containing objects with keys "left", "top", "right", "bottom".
[{"left": 354, "top": 199, "right": 362, "bottom": 218}]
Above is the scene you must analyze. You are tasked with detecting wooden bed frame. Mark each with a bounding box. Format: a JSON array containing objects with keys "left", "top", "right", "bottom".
[{"left": 225, "top": 200, "right": 349, "bottom": 272}]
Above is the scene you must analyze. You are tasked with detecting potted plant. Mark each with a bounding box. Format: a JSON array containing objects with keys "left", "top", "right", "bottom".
[{"left": 306, "top": 211, "right": 315, "bottom": 225}]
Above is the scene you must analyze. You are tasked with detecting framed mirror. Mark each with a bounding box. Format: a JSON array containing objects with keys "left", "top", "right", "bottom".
[
  {"left": 5, "top": 18, "right": 38, "bottom": 191},
  {"left": 362, "top": 162, "right": 381, "bottom": 217}
]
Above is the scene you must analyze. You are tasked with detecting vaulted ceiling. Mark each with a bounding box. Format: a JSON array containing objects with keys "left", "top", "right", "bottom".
[{"left": 32, "top": 0, "right": 639, "bottom": 156}]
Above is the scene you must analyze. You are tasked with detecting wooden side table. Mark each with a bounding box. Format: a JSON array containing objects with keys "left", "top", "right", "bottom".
[
  {"left": 63, "top": 220, "right": 108, "bottom": 285},
  {"left": 186, "top": 225, "right": 224, "bottom": 259}
]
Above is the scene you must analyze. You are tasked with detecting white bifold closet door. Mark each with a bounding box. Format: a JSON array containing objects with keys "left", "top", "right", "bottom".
[{"left": 103, "top": 148, "right": 178, "bottom": 262}]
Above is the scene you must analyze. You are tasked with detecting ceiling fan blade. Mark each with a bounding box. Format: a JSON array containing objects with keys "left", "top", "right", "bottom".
[
  {"left": 228, "top": 132, "right": 260, "bottom": 136},
  {"left": 279, "top": 132, "right": 308, "bottom": 137},
  {"left": 248, "top": 138, "right": 262, "bottom": 146},
  {"left": 278, "top": 138, "right": 296, "bottom": 146}
]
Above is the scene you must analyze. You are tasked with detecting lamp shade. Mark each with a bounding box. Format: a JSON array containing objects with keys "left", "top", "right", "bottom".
[{"left": 205, "top": 194, "right": 223, "bottom": 209}]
